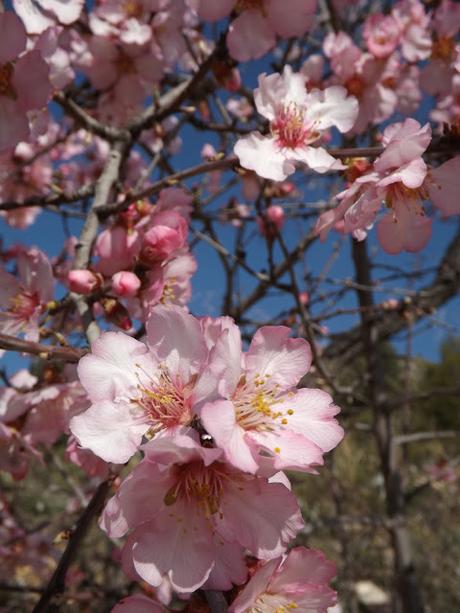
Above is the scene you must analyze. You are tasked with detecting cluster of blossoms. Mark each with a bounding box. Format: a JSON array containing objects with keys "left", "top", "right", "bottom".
[
  {"left": 68, "top": 304, "right": 343, "bottom": 606},
  {"left": 68, "top": 187, "right": 195, "bottom": 330},
  {"left": 1, "top": 0, "right": 460, "bottom": 609},
  {"left": 315, "top": 118, "right": 460, "bottom": 254}
]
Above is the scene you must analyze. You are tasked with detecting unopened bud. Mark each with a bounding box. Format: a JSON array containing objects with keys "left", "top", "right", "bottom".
[{"left": 68, "top": 270, "right": 101, "bottom": 295}]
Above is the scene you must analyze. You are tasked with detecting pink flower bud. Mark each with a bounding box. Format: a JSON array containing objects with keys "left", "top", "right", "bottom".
[
  {"left": 299, "top": 291, "right": 310, "bottom": 305},
  {"left": 201, "top": 143, "right": 217, "bottom": 160},
  {"left": 68, "top": 270, "right": 101, "bottom": 295},
  {"left": 258, "top": 205, "right": 285, "bottom": 238},
  {"left": 140, "top": 212, "right": 188, "bottom": 264},
  {"left": 111, "top": 271, "right": 141, "bottom": 297}
]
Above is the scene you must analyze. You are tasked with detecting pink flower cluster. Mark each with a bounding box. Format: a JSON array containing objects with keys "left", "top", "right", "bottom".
[
  {"left": 315, "top": 118, "right": 460, "bottom": 254},
  {"left": 70, "top": 304, "right": 343, "bottom": 603},
  {"left": 68, "top": 187, "right": 196, "bottom": 330}
]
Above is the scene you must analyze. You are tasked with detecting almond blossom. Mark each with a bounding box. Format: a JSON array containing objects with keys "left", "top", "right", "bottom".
[
  {"left": 200, "top": 323, "right": 344, "bottom": 474},
  {"left": 100, "top": 433, "right": 304, "bottom": 593},
  {"left": 0, "top": 12, "right": 51, "bottom": 152},
  {"left": 70, "top": 305, "right": 215, "bottom": 463},
  {"left": 0, "top": 247, "right": 54, "bottom": 343},
  {"left": 316, "top": 118, "right": 460, "bottom": 254},
  {"left": 234, "top": 66, "right": 358, "bottom": 181},
  {"left": 229, "top": 547, "right": 337, "bottom": 613}
]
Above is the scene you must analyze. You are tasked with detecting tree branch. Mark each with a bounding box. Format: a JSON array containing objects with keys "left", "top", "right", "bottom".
[
  {"left": 0, "top": 333, "right": 85, "bottom": 363},
  {"left": 33, "top": 477, "right": 114, "bottom": 613}
]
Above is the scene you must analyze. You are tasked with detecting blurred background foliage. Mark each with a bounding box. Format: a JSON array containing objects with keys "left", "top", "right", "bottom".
[{"left": 0, "top": 337, "right": 459, "bottom": 612}]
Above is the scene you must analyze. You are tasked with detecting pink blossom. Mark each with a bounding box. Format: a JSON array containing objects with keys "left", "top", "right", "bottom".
[
  {"left": 323, "top": 32, "right": 397, "bottom": 134},
  {"left": 68, "top": 269, "right": 102, "bottom": 295},
  {"left": 140, "top": 211, "right": 188, "bottom": 264},
  {"left": 0, "top": 247, "right": 54, "bottom": 343},
  {"left": 392, "top": 0, "right": 432, "bottom": 63},
  {"left": 100, "top": 433, "right": 304, "bottom": 593},
  {"left": 0, "top": 12, "right": 51, "bottom": 152},
  {"left": 111, "top": 271, "right": 141, "bottom": 298},
  {"left": 364, "top": 14, "right": 401, "bottom": 59},
  {"left": 316, "top": 119, "right": 437, "bottom": 254},
  {"left": 139, "top": 251, "right": 197, "bottom": 316},
  {"left": 200, "top": 323, "right": 343, "bottom": 474},
  {"left": 234, "top": 67, "right": 358, "bottom": 181},
  {"left": 78, "top": 36, "right": 163, "bottom": 117},
  {"left": 95, "top": 225, "right": 141, "bottom": 277},
  {"left": 70, "top": 305, "right": 215, "bottom": 463},
  {"left": 13, "top": 0, "right": 84, "bottom": 34},
  {"left": 229, "top": 547, "right": 337, "bottom": 613}
]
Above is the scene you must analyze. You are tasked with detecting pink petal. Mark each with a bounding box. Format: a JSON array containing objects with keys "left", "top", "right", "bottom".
[
  {"left": 69, "top": 400, "right": 149, "bottom": 463},
  {"left": 234, "top": 133, "right": 294, "bottom": 181},
  {"left": 146, "top": 305, "right": 207, "bottom": 382},
  {"left": 293, "top": 146, "right": 345, "bottom": 173},
  {"left": 13, "top": 0, "right": 55, "bottom": 34},
  {"left": 221, "top": 479, "right": 303, "bottom": 559},
  {"left": 245, "top": 326, "right": 311, "bottom": 390},
  {"left": 375, "top": 119, "right": 431, "bottom": 173},
  {"left": 376, "top": 203, "right": 432, "bottom": 255},
  {"left": 203, "top": 538, "right": 248, "bottom": 591},
  {"left": 200, "top": 400, "right": 259, "bottom": 473},
  {"left": 131, "top": 511, "right": 215, "bottom": 593},
  {"left": 101, "top": 462, "right": 171, "bottom": 538},
  {"left": 266, "top": 0, "right": 316, "bottom": 38},
  {"left": 0, "top": 12, "right": 27, "bottom": 63},
  {"left": 77, "top": 332, "right": 154, "bottom": 402},
  {"left": 305, "top": 86, "right": 359, "bottom": 133},
  {"left": 0, "top": 98, "right": 29, "bottom": 152},
  {"left": 229, "top": 558, "right": 280, "bottom": 613},
  {"left": 227, "top": 11, "right": 276, "bottom": 62},
  {"left": 195, "top": 0, "right": 235, "bottom": 22},
  {"left": 271, "top": 547, "right": 336, "bottom": 589},
  {"left": 249, "top": 429, "right": 324, "bottom": 472},
  {"left": 13, "top": 50, "right": 51, "bottom": 111},
  {"left": 429, "top": 156, "right": 460, "bottom": 217},
  {"left": 282, "top": 388, "right": 344, "bottom": 453},
  {"left": 39, "top": 0, "right": 84, "bottom": 25},
  {"left": 378, "top": 158, "right": 427, "bottom": 190}
]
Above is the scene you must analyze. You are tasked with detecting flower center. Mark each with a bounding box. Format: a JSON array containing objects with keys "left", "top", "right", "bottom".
[
  {"left": 160, "top": 278, "right": 178, "bottom": 304},
  {"left": 10, "top": 291, "right": 40, "bottom": 318},
  {"left": 133, "top": 364, "right": 192, "bottom": 432},
  {"left": 164, "top": 461, "right": 225, "bottom": 518},
  {"left": 385, "top": 182, "right": 428, "bottom": 209},
  {"left": 271, "top": 104, "right": 311, "bottom": 149},
  {"left": 345, "top": 75, "right": 366, "bottom": 98},
  {"left": 233, "top": 375, "right": 294, "bottom": 432}
]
